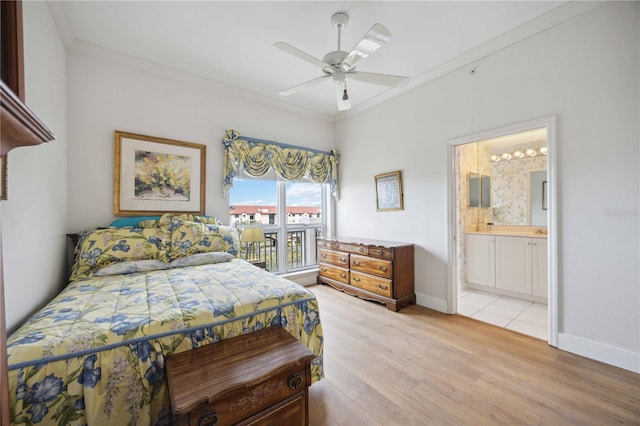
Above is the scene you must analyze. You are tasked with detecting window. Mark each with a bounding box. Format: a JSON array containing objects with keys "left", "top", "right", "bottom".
[{"left": 229, "top": 178, "right": 328, "bottom": 273}]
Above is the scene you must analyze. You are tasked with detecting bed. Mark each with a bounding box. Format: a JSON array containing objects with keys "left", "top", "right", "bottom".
[{"left": 6, "top": 214, "right": 324, "bottom": 425}]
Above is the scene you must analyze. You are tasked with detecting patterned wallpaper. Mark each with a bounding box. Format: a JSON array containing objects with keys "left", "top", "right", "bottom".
[{"left": 491, "top": 141, "right": 547, "bottom": 225}]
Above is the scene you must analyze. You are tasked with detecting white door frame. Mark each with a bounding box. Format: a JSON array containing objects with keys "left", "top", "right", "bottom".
[{"left": 446, "top": 115, "right": 558, "bottom": 347}]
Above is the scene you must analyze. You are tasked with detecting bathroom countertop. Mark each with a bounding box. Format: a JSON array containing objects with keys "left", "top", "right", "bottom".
[{"left": 466, "top": 231, "right": 547, "bottom": 238}]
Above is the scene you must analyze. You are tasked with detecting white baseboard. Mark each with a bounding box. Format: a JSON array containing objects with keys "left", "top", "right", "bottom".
[
  {"left": 558, "top": 333, "right": 640, "bottom": 373},
  {"left": 416, "top": 292, "right": 448, "bottom": 313},
  {"left": 282, "top": 269, "right": 319, "bottom": 287}
]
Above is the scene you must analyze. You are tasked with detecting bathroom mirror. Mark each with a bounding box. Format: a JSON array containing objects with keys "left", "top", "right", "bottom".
[
  {"left": 481, "top": 175, "right": 491, "bottom": 208},
  {"left": 468, "top": 172, "right": 480, "bottom": 207},
  {"left": 468, "top": 172, "right": 491, "bottom": 208},
  {"left": 529, "top": 170, "right": 547, "bottom": 226}
]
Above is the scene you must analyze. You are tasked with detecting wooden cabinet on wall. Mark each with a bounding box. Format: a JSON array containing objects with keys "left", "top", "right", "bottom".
[
  {"left": 317, "top": 237, "right": 415, "bottom": 312},
  {"left": 465, "top": 233, "right": 547, "bottom": 302}
]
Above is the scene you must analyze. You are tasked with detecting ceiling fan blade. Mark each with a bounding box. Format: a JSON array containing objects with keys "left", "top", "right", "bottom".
[
  {"left": 273, "top": 42, "right": 332, "bottom": 70},
  {"left": 278, "top": 74, "right": 331, "bottom": 96},
  {"left": 335, "top": 82, "right": 351, "bottom": 111},
  {"left": 347, "top": 71, "right": 409, "bottom": 87},
  {"left": 339, "top": 23, "right": 392, "bottom": 72}
]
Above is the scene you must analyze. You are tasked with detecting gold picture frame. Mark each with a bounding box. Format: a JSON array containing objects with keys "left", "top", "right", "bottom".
[
  {"left": 114, "top": 131, "right": 206, "bottom": 216},
  {"left": 374, "top": 170, "right": 403, "bottom": 212}
]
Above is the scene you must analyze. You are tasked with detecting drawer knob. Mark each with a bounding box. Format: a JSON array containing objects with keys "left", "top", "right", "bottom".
[
  {"left": 376, "top": 249, "right": 382, "bottom": 255},
  {"left": 353, "top": 260, "right": 360, "bottom": 266},
  {"left": 353, "top": 277, "right": 360, "bottom": 282},
  {"left": 340, "top": 273, "right": 346, "bottom": 279},
  {"left": 339, "top": 257, "right": 346, "bottom": 262},
  {"left": 377, "top": 283, "right": 389, "bottom": 291},
  {"left": 320, "top": 253, "right": 326, "bottom": 258},
  {"left": 198, "top": 409, "right": 218, "bottom": 426},
  {"left": 288, "top": 372, "right": 303, "bottom": 390},
  {"left": 320, "top": 268, "right": 326, "bottom": 272},
  {"left": 359, "top": 247, "right": 365, "bottom": 252},
  {"left": 378, "top": 266, "right": 388, "bottom": 272}
]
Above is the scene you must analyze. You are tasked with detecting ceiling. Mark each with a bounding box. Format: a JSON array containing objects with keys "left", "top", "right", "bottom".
[{"left": 55, "top": 1, "right": 566, "bottom": 119}]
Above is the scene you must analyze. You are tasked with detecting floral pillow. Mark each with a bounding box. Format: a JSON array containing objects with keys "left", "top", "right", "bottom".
[
  {"left": 159, "top": 214, "right": 240, "bottom": 259},
  {"left": 93, "top": 259, "right": 171, "bottom": 277},
  {"left": 70, "top": 227, "right": 170, "bottom": 281},
  {"left": 192, "top": 215, "right": 224, "bottom": 226},
  {"left": 169, "top": 252, "right": 234, "bottom": 268},
  {"left": 139, "top": 214, "right": 223, "bottom": 229}
]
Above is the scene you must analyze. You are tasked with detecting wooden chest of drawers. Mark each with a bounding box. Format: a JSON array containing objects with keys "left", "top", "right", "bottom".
[
  {"left": 317, "top": 236, "right": 415, "bottom": 311},
  {"left": 165, "top": 326, "right": 315, "bottom": 426}
]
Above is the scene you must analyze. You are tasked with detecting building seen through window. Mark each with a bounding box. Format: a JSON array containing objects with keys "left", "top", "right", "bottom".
[{"left": 229, "top": 178, "right": 326, "bottom": 273}]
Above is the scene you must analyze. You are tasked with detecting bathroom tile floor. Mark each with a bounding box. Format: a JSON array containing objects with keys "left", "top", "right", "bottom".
[{"left": 458, "top": 288, "right": 547, "bottom": 340}]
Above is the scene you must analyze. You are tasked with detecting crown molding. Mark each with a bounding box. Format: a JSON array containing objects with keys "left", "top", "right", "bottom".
[
  {"left": 335, "top": 0, "right": 604, "bottom": 123},
  {"left": 47, "top": 0, "right": 602, "bottom": 125},
  {"left": 46, "top": 1, "right": 73, "bottom": 49},
  {"left": 68, "top": 39, "right": 334, "bottom": 123},
  {"left": 46, "top": 2, "right": 334, "bottom": 124}
]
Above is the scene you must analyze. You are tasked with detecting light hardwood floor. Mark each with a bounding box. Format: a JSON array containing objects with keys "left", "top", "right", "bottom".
[{"left": 307, "top": 284, "right": 640, "bottom": 425}]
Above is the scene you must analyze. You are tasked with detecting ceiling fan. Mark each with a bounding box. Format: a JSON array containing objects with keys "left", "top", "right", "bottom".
[{"left": 274, "top": 12, "right": 409, "bottom": 111}]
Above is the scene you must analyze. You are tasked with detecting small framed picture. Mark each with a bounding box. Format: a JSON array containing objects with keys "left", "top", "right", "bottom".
[
  {"left": 374, "top": 170, "right": 403, "bottom": 212},
  {"left": 114, "top": 131, "right": 206, "bottom": 216}
]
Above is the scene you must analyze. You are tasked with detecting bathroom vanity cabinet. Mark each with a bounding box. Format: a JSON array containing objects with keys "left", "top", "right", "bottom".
[{"left": 466, "top": 233, "right": 547, "bottom": 301}]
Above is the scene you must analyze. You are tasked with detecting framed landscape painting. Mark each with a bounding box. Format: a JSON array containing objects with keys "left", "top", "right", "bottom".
[{"left": 114, "top": 131, "right": 206, "bottom": 215}]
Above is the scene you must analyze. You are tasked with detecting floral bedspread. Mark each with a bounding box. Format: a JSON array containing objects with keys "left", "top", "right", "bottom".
[{"left": 6, "top": 259, "right": 324, "bottom": 425}]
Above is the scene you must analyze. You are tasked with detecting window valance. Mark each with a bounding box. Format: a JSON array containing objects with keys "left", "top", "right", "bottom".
[{"left": 222, "top": 129, "right": 340, "bottom": 198}]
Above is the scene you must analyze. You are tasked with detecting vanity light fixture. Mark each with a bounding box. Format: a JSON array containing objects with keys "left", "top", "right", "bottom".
[{"left": 490, "top": 146, "right": 548, "bottom": 162}]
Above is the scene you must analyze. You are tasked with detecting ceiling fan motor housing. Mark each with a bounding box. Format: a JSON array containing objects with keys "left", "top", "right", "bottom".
[{"left": 322, "top": 51, "right": 349, "bottom": 70}]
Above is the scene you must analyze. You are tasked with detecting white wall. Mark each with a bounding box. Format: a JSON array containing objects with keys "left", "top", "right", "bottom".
[
  {"left": 335, "top": 2, "right": 639, "bottom": 371},
  {"left": 3, "top": 2, "right": 69, "bottom": 332},
  {"left": 66, "top": 51, "right": 334, "bottom": 232}
]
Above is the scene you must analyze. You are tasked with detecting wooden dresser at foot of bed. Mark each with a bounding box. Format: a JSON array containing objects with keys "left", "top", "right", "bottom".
[
  {"left": 166, "top": 326, "right": 315, "bottom": 426},
  {"left": 316, "top": 236, "right": 416, "bottom": 312}
]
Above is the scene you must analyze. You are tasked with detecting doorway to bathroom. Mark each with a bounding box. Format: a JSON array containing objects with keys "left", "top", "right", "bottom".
[{"left": 447, "top": 116, "right": 557, "bottom": 346}]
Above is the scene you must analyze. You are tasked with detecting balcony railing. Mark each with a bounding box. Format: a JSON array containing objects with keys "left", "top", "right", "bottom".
[{"left": 240, "top": 226, "right": 324, "bottom": 273}]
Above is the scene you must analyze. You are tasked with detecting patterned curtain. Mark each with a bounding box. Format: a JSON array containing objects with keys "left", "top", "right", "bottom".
[{"left": 222, "top": 129, "right": 340, "bottom": 198}]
